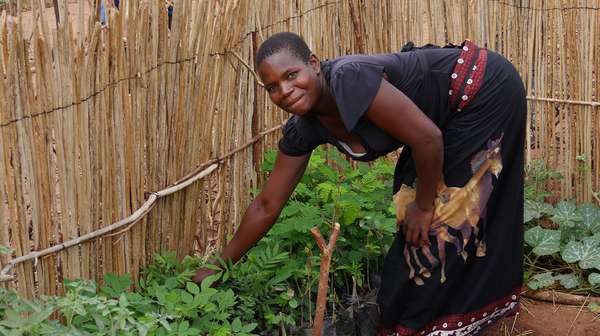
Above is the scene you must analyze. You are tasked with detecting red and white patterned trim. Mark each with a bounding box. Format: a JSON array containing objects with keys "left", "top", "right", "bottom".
[
  {"left": 379, "top": 288, "right": 521, "bottom": 336},
  {"left": 448, "top": 40, "right": 488, "bottom": 112}
]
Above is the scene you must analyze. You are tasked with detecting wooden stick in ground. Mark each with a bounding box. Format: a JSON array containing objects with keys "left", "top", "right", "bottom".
[
  {"left": 310, "top": 223, "right": 340, "bottom": 336},
  {"left": 523, "top": 289, "right": 600, "bottom": 306}
]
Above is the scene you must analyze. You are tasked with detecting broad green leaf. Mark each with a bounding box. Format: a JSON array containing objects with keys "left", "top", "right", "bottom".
[
  {"left": 186, "top": 282, "right": 200, "bottom": 295},
  {"left": 158, "top": 318, "right": 172, "bottom": 331},
  {"left": 554, "top": 274, "right": 579, "bottom": 289},
  {"left": 578, "top": 203, "right": 600, "bottom": 233},
  {"left": 551, "top": 201, "right": 582, "bottom": 228},
  {"left": 561, "top": 240, "right": 600, "bottom": 269},
  {"left": 119, "top": 293, "right": 129, "bottom": 307},
  {"left": 0, "top": 245, "right": 13, "bottom": 255},
  {"left": 560, "top": 225, "right": 588, "bottom": 244},
  {"left": 201, "top": 274, "right": 220, "bottom": 292},
  {"left": 524, "top": 226, "right": 561, "bottom": 255},
  {"left": 524, "top": 200, "right": 553, "bottom": 223},
  {"left": 527, "top": 272, "right": 555, "bottom": 290},
  {"left": 165, "top": 277, "right": 178, "bottom": 289},
  {"left": 588, "top": 273, "right": 600, "bottom": 286},
  {"left": 178, "top": 320, "right": 189, "bottom": 333},
  {"left": 231, "top": 318, "right": 242, "bottom": 332},
  {"left": 241, "top": 323, "right": 258, "bottom": 333},
  {"left": 196, "top": 291, "right": 214, "bottom": 306},
  {"left": 582, "top": 233, "right": 600, "bottom": 246},
  {"left": 180, "top": 291, "right": 193, "bottom": 304}
]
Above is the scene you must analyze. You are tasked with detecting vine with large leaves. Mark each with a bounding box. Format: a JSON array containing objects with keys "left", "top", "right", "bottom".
[{"left": 523, "top": 159, "right": 600, "bottom": 313}]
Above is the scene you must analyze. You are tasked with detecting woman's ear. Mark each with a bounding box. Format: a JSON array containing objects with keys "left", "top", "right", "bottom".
[{"left": 308, "top": 54, "right": 320, "bottom": 74}]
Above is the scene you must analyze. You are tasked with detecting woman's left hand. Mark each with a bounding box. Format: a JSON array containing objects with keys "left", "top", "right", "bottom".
[{"left": 403, "top": 202, "right": 434, "bottom": 247}]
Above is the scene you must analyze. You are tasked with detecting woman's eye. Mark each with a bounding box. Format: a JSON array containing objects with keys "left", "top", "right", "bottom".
[
  {"left": 266, "top": 86, "right": 277, "bottom": 94},
  {"left": 287, "top": 71, "right": 298, "bottom": 79}
]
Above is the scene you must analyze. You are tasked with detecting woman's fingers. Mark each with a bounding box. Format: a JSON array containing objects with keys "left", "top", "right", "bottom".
[
  {"left": 420, "top": 224, "right": 431, "bottom": 247},
  {"left": 192, "top": 267, "right": 216, "bottom": 284},
  {"left": 406, "top": 221, "right": 418, "bottom": 245},
  {"left": 404, "top": 219, "right": 431, "bottom": 247},
  {"left": 402, "top": 209, "right": 433, "bottom": 247}
]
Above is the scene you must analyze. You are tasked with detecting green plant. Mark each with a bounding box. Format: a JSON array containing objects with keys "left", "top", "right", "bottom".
[
  {"left": 523, "top": 160, "right": 600, "bottom": 296},
  {"left": 263, "top": 148, "right": 396, "bottom": 280},
  {"left": 0, "top": 253, "right": 258, "bottom": 336},
  {"left": 251, "top": 148, "right": 397, "bottom": 327},
  {"left": 0, "top": 147, "right": 399, "bottom": 334},
  {"left": 218, "top": 243, "right": 302, "bottom": 331},
  {"left": 524, "top": 159, "right": 563, "bottom": 203},
  {"left": 0, "top": 245, "right": 12, "bottom": 255},
  {"left": 522, "top": 158, "right": 600, "bottom": 307}
]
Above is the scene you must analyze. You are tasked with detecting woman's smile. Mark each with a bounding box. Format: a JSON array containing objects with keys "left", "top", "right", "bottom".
[
  {"left": 285, "top": 95, "right": 303, "bottom": 110},
  {"left": 257, "top": 50, "right": 323, "bottom": 116}
]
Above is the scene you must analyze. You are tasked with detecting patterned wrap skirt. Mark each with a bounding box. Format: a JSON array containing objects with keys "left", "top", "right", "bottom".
[{"left": 378, "top": 42, "right": 526, "bottom": 336}]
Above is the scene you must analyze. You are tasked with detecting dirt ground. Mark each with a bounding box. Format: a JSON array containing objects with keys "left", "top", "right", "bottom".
[{"left": 483, "top": 298, "right": 600, "bottom": 336}]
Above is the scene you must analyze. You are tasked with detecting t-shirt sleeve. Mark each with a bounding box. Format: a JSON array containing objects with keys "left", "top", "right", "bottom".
[
  {"left": 278, "top": 116, "right": 324, "bottom": 156},
  {"left": 330, "top": 62, "right": 385, "bottom": 131}
]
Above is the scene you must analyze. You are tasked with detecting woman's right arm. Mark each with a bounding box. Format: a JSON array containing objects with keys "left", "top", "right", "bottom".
[{"left": 193, "top": 150, "right": 310, "bottom": 283}]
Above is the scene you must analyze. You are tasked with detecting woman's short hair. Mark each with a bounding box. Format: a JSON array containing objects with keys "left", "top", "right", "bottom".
[{"left": 255, "top": 32, "right": 312, "bottom": 67}]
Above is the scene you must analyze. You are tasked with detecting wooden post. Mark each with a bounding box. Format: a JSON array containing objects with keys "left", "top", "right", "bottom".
[{"left": 310, "top": 223, "right": 341, "bottom": 336}]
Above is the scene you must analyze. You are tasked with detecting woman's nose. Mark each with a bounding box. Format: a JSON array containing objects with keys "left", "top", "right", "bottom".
[{"left": 280, "top": 82, "right": 294, "bottom": 97}]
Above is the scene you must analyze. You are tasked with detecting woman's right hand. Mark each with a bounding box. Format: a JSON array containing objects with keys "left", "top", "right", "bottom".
[
  {"left": 192, "top": 151, "right": 310, "bottom": 283},
  {"left": 192, "top": 266, "right": 217, "bottom": 284}
]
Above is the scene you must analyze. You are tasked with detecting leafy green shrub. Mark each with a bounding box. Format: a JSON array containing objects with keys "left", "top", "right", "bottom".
[
  {"left": 264, "top": 147, "right": 396, "bottom": 281},
  {"left": 523, "top": 160, "right": 600, "bottom": 296},
  {"left": 253, "top": 148, "right": 396, "bottom": 324},
  {"left": 0, "top": 147, "right": 398, "bottom": 334},
  {"left": 0, "top": 253, "right": 257, "bottom": 336}
]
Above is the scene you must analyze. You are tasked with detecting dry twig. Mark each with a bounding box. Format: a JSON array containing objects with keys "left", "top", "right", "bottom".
[
  {"left": 566, "top": 294, "right": 589, "bottom": 336},
  {"left": 523, "top": 290, "right": 600, "bottom": 306},
  {"left": 310, "top": 223, "right": 340, "bottom": 336}
]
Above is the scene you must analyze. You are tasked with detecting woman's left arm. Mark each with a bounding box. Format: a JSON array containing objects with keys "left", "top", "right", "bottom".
[{"left": 364, "top": 79, "right": 443, "bottom": 247}]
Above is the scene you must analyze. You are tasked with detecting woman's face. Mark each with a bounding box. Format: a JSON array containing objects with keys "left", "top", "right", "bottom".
[{"left": 257, "top": 50, "right": 322, "bottom": 116}]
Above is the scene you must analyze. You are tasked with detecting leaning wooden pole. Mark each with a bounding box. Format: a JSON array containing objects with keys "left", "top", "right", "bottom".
[{"left": 310, "top": 223, "right": 341, "bottom": 336}]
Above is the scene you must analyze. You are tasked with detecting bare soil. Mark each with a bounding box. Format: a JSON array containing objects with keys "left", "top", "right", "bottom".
[{"left": 483, "top": 298, "right": 600, "bottom": 336}]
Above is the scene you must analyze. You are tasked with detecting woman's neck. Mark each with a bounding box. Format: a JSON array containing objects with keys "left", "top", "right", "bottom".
[{"left": 311, "top": 73, "right": 338, "bottom": 118}]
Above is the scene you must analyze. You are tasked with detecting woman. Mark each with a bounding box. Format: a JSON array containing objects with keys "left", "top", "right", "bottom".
[{"left": 194, "top": 32, "right": 525, "bottom": 335}]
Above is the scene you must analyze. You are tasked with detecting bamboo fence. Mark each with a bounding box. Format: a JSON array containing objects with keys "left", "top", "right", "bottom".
[{"left": 0, "top": 0, "right": 598, "bottom": 298}]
